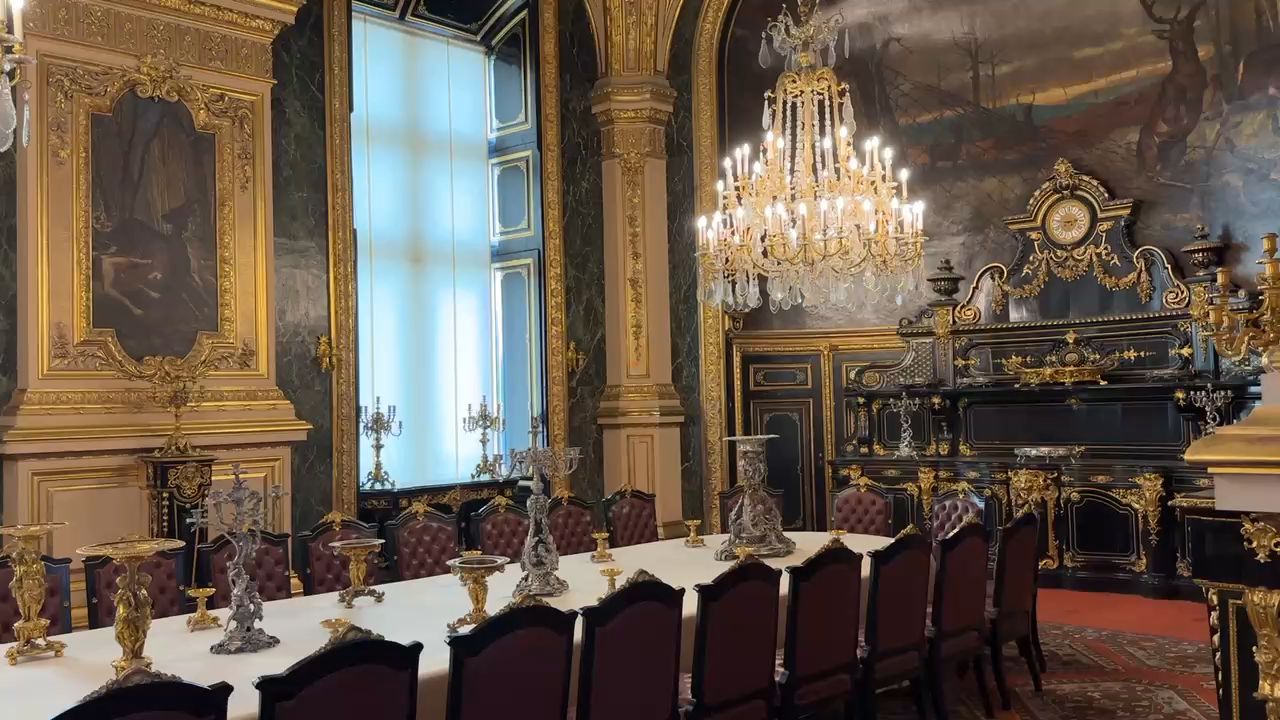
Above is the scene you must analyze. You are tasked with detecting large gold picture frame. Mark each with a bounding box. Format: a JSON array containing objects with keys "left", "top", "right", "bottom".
[{"left": 44, "top": 54, "right": 257, "bottom": 382}]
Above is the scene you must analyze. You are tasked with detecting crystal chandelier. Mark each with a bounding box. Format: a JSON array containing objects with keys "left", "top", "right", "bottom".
[
  {"left": 1, "top": 0, "right": 32, "bottom": 153},
  {"left": 696, "top": 0, "right": 926, "bottom": 312}
]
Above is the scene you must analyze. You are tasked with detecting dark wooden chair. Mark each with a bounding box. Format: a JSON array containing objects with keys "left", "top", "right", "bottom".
[
  {"left": 255, "top": 638, "right": 424, "bottom": 720},
  {"left": 294, "top": 514, "right": 383, "bottom": 596},
  {"left": 717, "top": 484, "right": 785, "bottom": 530},
  {"left": 604, "top": 486, "right": 660, "bottom": 547},
  {"left": 988, "top": 510, "right": 1043, "bottom": 711},
  {"left": 684, "top": 559, "right": 783, "bottom": 720},
  {"left": 195, "top": 531, "right": 292, "bottom": 610},
  {"left": 468, "top": 496, "right": 530, "bottom": 561},
  {"left": 83, "top": 547, "right": 187, "bottom": 629},
  {"left": 778, "top": 539, "right": 863, "bottom": 720},
  {"left": 857, "top": 528, "right": 933, "bottom": 720},
  {"left": 383, "top": 503, "right": 459, "bottom": 580},
  {"left": 830, "top": 484, "right": 892, "bottom": 536},
  {"left": 548, "top": 493, "right": 597, "bottom": 556},
  {"left": 445, "top": 598, "right": 577, "bottom": 720},
  {"left": 930, "top": 492, "right": 984, "bottom": 542},
  {"left": 0, "top": 555, "right": 72, "bottom": 642},
  {"left": 928, "top": 519, "right": 995, "bottom": 720},
  {"left": 576, "top": 572, "right": 684, "bottom": 720},
  {"left": 52, "top": 670, "right": 233, "bottom": 720}
]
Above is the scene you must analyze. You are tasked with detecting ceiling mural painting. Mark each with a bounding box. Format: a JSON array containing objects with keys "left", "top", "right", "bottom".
[{"left": 723, "top": 0, "right": 1280, "bottom": 329}]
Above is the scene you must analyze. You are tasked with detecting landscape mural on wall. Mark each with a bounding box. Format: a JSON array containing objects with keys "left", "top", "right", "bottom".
[{"left": 722, "top": 0, "right": 1280, "bottom": 329}]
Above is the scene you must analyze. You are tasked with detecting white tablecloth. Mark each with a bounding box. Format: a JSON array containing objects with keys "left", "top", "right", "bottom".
[{"left": 0, "top": 531, "right": 889, "bottom": 720}]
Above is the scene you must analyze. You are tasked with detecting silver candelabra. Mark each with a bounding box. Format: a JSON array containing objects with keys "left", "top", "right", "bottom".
[
  {"left": 1189, "top": 384, "right": 1234, "bottom": 436},
  {"left": 360, "top": 397, "right": 402, "bottom": 490},
  {"left": 717, "top": 435, "right": 795, "bottom": 560},
  {"left": 505, "top": 417, "right": 581, "bottom": 597},
  {"left": 190, "top": 464, "right": 280, "bottom": 655},
  {"left": 889, "top": 393, "right": 922, "bottom": 459}
]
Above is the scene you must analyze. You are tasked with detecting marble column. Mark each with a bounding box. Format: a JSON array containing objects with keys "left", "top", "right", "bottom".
[{"left": 592, "top": 80, "right": 686, "bottom": 536}]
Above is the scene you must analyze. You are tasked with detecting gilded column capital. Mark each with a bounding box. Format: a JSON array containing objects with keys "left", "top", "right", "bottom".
[{"left": 590, "top": 79, "right": 675, "bottom": 161}]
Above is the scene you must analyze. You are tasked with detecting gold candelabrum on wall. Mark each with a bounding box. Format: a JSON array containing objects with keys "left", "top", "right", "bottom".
[
  {"left": 463, "top": 396, "right": 505, "bottom": 480},
  {"left": 1194, "top": 232, "right": 1280, "bottom": 368},
  {"left": 359, "top": 397, "right": 402, "bottom": 491},
  {"left": 1, "top": 522, "right": 68, "bottom": 665}
]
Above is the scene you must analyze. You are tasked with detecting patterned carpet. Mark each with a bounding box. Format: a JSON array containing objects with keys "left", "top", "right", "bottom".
[{"left": 874, "top": 623, "right": 1219, "bottom": 720}]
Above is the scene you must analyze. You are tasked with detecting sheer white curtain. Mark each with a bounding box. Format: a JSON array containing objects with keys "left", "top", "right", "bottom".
[{"left": 352, "top": 15, "right": 491, "bottom": 488}]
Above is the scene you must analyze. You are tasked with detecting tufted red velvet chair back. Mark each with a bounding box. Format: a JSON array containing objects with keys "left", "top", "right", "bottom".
[
  {"left": 577, "top": 576, "right": 684, "bottom": 720},
  {"left": 830, "top": 486, "right": 891, "bottom": 537},
  {"left": 993, "top": 511, "right": 1040, "bottom": 615},
  {"left": 469, "top": 499, "right": 530, "bottom": 562},
  {"left": 295, "top": 517, "right": 383, "bottom": 596},
  {"left": 548, "top": 495, "right": 597, "bottom": 556},
  {"left": 256, "top": 638, "right": 424, "bottom": 720},
  {"left": 687, "top": 560, "right": 783, "bottom": 719},
  {"left": 717, "top": 485, "right": 784, "bottom": 532},
  {"left": 52, "top": 677, "right": 234, "bottom": 720},
  {"left": 196, "top": 531, "right": 292, "bottom": 610},
  {"left": 605, "top": 488, "right": 659, "bottom": 547},
  {"left": 83, "top": 548, "right": 187, "bottom": 630},
  {"left": 780, "top": 542, "right": 863, "bottom": 715},
  {"left": 446, "top": 602, "right": 578, "bottom": 720},
  {"left": 0, "top": 555, "right": 73, "bottom": 642},
  {"left": 861, "top": 530, "right": 931, "bottom": 682},
  {"left": 931, "top": 520, "right": 990, "bottom": 655},
  {"left": 931, "top": 494, "right": 983, "bottom": 542},
  {"left": 385, "top": 506, "right": 459, "bottom": 581}
]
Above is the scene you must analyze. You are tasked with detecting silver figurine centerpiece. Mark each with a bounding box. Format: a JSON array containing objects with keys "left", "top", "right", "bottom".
[
  {"left": 889, "top": 393, "right": 922, "bottom": 459},
  {"left": 192, "top": 464, "right": 280, "bottom": 655},
  {"left": 716, "top": 435, "right": 795, "bottom": 561},
  {"left": 507, "top": 419, "right": 581, "bottom": 597}
]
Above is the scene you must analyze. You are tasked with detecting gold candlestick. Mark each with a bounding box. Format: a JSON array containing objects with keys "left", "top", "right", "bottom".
[
  {"left": 600, "top": 567, "right": 624, "bottom": 599},
  {"left": 185, "top": 588, "right": 221, "bottom": 632},
  {"left": 829, "top": 528, "right": 848, "bottom": 543},
  {"left": 684, "top": 520, "right": 705, "bottom": 547},
  {"left": 1, "top": 522, "right": 68, "bottom": 665},
  {"left": 445, "top": 554, "right": 509, "bottom": 634},
  {"left": 77, "top": 537, "right": 186, "bottom": 677},
  {"left": 590, "top": 531, "right": 614, "bottom": 563},
  {"left": 329, "top": 538, "right": 386, "bottom": 608}
]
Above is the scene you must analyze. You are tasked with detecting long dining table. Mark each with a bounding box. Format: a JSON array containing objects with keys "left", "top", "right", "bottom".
[{"left": 0, "top": 531, "right": 891, "bottom": 719}]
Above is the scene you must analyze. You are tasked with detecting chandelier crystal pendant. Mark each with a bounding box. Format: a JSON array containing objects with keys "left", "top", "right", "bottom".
[{"left": 696, "top": 0, "right": 926, "bottom": 313}]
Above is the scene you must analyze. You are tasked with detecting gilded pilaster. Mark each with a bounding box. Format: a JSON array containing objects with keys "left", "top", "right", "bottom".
[{"left": 588, "top": 0, "right": 687, "bottom": 536}]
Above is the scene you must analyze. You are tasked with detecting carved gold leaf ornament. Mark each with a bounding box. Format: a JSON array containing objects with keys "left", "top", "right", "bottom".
[
  {"left": 1243, "top": 515, "right": 1280, "bottom": 563},
  {"left": 1243, "top": 587, "right": 1280, "bottom": 719}
]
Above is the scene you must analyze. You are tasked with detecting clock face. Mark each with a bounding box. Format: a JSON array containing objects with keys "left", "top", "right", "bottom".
[{"left": 1045, "top": 198, "right": 1092, "bottom": 246}]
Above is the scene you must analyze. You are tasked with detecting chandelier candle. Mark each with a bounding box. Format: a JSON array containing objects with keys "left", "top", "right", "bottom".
[{"left": 696, "top": 0, "right": 926, "bottom": 312}]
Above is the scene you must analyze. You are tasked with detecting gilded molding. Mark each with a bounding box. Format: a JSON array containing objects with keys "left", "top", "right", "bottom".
[
  {"left": 600, "top": 383, "right": 681, "bottom": 403},
  {"left": 586, "top": 0, "right": 684, "bottom": 78},
  {"left": 1243, "top": 587, "right": 1280, "bottom": 719},
  {"left": 325, "top": 0, "right": 359, "bottom": 514},
  {"left": 693, "top": 0, "right": 730, "bottom": 530},
  {"left": 27, "top": 0, "right": 279, "bottom": 80},
  {"left": 620, "top": 147, "right": 650, "bottom": 374},
  {"left": 539, "top": 0, "right": 570, "bottom": 489}
]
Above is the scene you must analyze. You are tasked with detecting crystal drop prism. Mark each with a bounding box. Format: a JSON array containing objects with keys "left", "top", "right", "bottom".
[
  {"left": 762, "top": 99, "right": 771, "bottom": 130},
  {"left": 758, "top": 35, "right": 770, "bottom": 68},
  {"left": 844, "top": 27, "right": 851, "bottom": 58}
]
